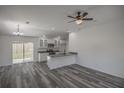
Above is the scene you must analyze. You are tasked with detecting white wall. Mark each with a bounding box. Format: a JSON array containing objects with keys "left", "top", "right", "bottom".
[
  {"left": 0, "top": 35, "right": 39, "bottom": 66},
  {"left": 69, "top": 6, "right": 124, "bottom": 78}
]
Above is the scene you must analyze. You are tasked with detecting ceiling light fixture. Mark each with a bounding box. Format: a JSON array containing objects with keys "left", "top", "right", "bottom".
[
  {"left": 75, "top": 19, "right": 83, "bottom": 25},
  {"left": 26, "top": 21, "right": 30, "bottom": 24},
  {"left": 67, "top": 11, "right": 93, "bottom": 25},
  {"left": 13, "top": 24, "right": 24, "bottom": 36}
]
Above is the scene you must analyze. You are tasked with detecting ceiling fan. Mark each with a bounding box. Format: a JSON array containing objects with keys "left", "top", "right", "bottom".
[{"left": 67, "top": 11, "right": 93, "bottom": 25}]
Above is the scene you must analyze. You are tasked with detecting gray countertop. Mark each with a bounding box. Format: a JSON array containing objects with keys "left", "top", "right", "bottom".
[
  {"left": 38, "top": 50, "right": 60, "bottom": 53},
  {"left": 48, "top": 52, "right": 78, "bottom": 58}
]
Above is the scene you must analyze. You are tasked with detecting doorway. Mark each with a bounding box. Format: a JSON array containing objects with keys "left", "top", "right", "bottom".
[{"left": 12, "top": 42, "right": 34, "bottom": 64}]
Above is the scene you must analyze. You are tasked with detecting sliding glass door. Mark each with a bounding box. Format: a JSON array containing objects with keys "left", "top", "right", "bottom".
[
  {"left": 12, "top": 42, "right": 34, "bottom": 64},
  {"left": 12, "top": 43, "right": 23, "bottom": 63},
  {"left": 24, "top": 42, "right": 33, "bottom": 62}
]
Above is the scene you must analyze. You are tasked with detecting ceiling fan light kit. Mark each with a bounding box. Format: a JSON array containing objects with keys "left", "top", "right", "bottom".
[{"left": 76, "top": 20, "right": 83, "bottom": 25}]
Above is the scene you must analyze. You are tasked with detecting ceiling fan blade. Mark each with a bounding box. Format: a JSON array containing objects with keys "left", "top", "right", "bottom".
[
  {"left": 82, "top": 12, "right": 88, "bottom": 17},
  {"left": 82, "top": 18, "right": 93, "bottom": 20},
  {"left": 68, "top": 20, "right": 76, "bottom": 23},
  {"left": 77, "top": 12, "right": 81, "bottom": 16},
  {"left": 67, "top": 16, "right": 76, "bottom": 19}
]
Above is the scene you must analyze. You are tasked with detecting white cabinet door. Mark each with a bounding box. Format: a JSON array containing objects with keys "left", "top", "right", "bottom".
[{"left": 38, "top": 53, "right": 49, "bottom": 62}]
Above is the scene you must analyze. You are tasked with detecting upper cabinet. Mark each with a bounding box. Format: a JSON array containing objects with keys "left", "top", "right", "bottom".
[
  {"left": 39, "top": 38, "right": 48, "bottom": 48},
  {"left": 40, "top": 39, "right": 43, "bottom": 47},
  {"left": 39, "top": 37, "right": 67, "bottom": 52}
]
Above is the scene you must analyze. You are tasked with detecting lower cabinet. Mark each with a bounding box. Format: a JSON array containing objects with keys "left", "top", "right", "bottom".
[{"left": 38, "top": 53, "right": 49, "bottom": 62}]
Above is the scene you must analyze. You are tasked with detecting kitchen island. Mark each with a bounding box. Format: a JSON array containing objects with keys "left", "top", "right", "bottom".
[
  {"left": 38, "top": 49, "right": 59, "bottom": 62},
  {"left": 47, "top": 52, "right": 78, "bottom": 70}
]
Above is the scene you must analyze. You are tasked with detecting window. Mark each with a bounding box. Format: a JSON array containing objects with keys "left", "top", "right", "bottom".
[{"left": 12, "top": 42, "right": 34, "bottom": 64}]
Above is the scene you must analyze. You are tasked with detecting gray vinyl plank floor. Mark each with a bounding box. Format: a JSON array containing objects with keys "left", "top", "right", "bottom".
[{"left": 0, "top": 62, "right": 124, "bottom": 88}]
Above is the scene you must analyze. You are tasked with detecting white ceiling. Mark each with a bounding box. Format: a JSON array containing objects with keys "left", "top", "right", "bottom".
[
  {"left": 0, "top": 5, "right": 123, "bottom": 39},
  {"left": 0, "top": 5, "right": 96, "bottom": 39}
]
